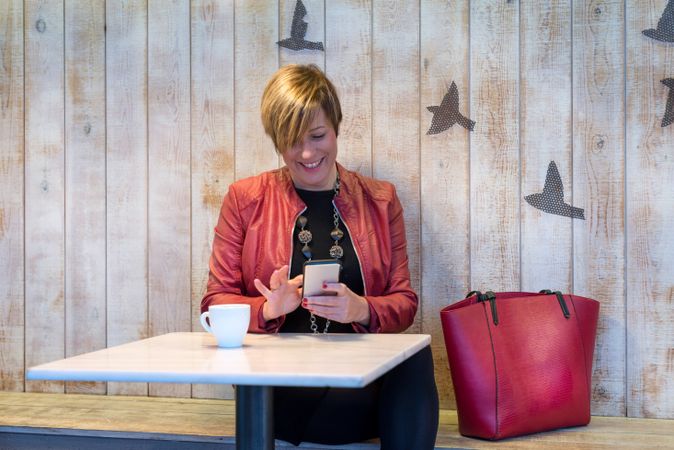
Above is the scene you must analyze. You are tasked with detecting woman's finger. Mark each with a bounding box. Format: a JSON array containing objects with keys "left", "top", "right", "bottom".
[
  {"left": 306, "top": 304, "right": 332, "bottom": 317},
  {"left": 320, "top": 282, "right": 346, "bottom": 296},
  {"left": 253, "top": 278, "right": 272, "bottom": 298},
  {"left": 289, "top": 273, "right": 303, "bottom": 287},
  {"left": 305, "top": 295, "right": 340, "bottom": 307},
  {"left": 308, "top": 304, "right": 349, "bottom": 323},
  {"left": 269, "top": 269, "right": 281, "bottom": 290},
  {"left": 272, "top": 265, "right": 289, "bottom": 286},
  {"left": 278, "top": 265, "right": 289, "bottom": 279}
]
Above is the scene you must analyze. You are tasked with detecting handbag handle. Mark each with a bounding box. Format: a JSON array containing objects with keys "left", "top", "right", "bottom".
[
  {"left": 539, "top": 290, "right": 571, "bottom": 319},
  {"left": 466, "top": 290, "right": 571, "bottom": 326},
  {"left": 466, "top": 291, "right": 499, "bottom": 325}
]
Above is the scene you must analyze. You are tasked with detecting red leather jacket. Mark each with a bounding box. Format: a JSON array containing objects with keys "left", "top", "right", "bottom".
[{"left": 201, "top": 163, "right": 418, "bottom": 333}]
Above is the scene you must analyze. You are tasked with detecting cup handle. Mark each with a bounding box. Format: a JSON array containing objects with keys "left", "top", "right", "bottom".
[{"left": 199, "top": 311, "right": 212, "bottom": 333}]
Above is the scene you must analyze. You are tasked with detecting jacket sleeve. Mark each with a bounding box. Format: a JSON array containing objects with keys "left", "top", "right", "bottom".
[
  {"left": 354, "top": 188, "right": 418, "bottom": 334},
  {"left": 200, "top": 184, "right": 282, "bottom": 333}
]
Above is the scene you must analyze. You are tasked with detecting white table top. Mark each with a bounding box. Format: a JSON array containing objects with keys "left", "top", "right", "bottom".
[{"left": 27, "top": 332, "right": 431, "bottom": 388}]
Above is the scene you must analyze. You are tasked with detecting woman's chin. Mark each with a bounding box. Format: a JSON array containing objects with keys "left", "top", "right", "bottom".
[{"left": 294, "top": 170, "right": 332, "bottom": 190}]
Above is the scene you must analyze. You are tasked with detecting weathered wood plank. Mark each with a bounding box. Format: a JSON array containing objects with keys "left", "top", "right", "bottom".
[
  {"left": 469, "top": 0, "right": 520, "bottom": 291},
  {"left": 0, "top": 392, "right": 235, "bottom": 438},
  {"left": 625, "top": 0, "right": 674, "bottom": 419},
  {"left": 520, "top": 0, "right": 573, "bottom": 293},
  {"left": 190, "top": 0, "right": 235, "bottom": 400},
  {"left": 572, "top": 0, "right": 626, "bottom": 416},
  {"left": 2, "top": 392, "right": 674, "bottom": 449},
  {"left": 434, "top": 409, "right": 674, "bottom": 449},
  {"left": 105, "top": 0, "right": 149, "bottom": 397},
  {"left": 372, "top": 0, "right": 421, "bottom": 331},
  {"left": 24, "top": 0, "right": 66, "bottom": 394},
  {"left": 325, "top": 0, "right": 372, "bottom": 175},
  {"left": 64, "top": 0, "right": 106, "bottom": 395},
  {"left": 148, "top": 0, "right": 191, "bottom": 398},
  {"left": 234, "top": 0, "right": 278, "bottom": 178},
  {"left": 419, "top": 0, "right": 470, "bottom": 409},
  {"left": 0, "top": 0, "right": 24, "bottom": 392}
]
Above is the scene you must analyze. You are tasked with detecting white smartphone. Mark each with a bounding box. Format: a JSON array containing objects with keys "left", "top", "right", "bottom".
[{"left": 302, "top": 259, "right": 341, "bottom": 297}]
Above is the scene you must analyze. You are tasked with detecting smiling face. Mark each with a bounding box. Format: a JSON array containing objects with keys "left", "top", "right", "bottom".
[{"left": 281, "top": 108, "right": 338, "bottom": 191}]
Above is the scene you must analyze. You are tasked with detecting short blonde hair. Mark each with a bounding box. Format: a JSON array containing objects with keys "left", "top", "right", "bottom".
[{"left": 261, "top": 64, "right": 342, "bottom": 153}]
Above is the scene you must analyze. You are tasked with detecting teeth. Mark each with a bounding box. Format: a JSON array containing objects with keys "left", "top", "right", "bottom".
[{"left": 302, "top": 160, "right": 321, "bottom": 169}]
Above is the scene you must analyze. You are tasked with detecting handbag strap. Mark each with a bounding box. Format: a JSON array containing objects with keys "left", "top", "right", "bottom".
[
  {"left": 539, "top": 290, "right": 572, "bottom": 319},
  {"left": 466, "top": 290, "right": 571, "bottom": 326},
  {"left": 467, "top": 291, "right": 499, "bottom": 325}
]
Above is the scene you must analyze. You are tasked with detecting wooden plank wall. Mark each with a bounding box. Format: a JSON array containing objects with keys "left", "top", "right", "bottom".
[
  {"left": 147, "top": 0, "right": 192, "bottom": 399},
  {"left": 626, "top": 0, "right": 674, "bottom": 418},
  {"left": 23, "top": 0, "right": 66, "bottom": 395},
  {"left": 105, "top": 0, "right": 148, "bottom": 397},
  {"left": 521, "top": 1, "right": 572, "bottom": 294},
  {"left": 574, "top": 0, "right": 626, "bottom": 416},
  {"left": 0, "top": 0, "right": 24, "bottom": 393},
  {"left": 420, "top": 0, "right": 470, "bottom": 412},
  {"left": 0, "top": 0, "right": 673, "bottom": 419},
  {"left": 64, "top": 0, "right": 106, "bottom": 395},
  {"left": 372, "top": 1, "right": 420, "bottom": 331},
  {"left": 190, "top": 0, "right": 235, "bottom": 400}
]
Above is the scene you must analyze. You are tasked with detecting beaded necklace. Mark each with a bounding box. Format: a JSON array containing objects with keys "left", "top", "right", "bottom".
[{"left": 295, "top": 173, "right": 344, "bottom": 334}]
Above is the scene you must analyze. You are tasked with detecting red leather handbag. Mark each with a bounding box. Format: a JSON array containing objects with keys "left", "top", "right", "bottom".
[{"left": 440, "top": 290, "right": 600, "bottom": 440}]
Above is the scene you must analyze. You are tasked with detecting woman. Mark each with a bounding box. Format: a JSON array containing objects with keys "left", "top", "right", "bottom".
[{"left": 202, "top": 64, "right": 438, "bottom": 449}]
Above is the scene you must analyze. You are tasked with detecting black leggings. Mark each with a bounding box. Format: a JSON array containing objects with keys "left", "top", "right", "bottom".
[{"left": 274, "top": 345, "right": 439, "bottom": 449}]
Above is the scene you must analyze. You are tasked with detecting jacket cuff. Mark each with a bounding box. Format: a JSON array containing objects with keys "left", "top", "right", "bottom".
[
  {"left": 352, "top": 300, "right": 380, "bottom": 333},
  {"left": 254, "top": 298, "right": 284, "bottom": 333}
]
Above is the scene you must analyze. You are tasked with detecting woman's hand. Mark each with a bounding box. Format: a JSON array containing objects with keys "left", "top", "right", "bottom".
[
  {"left": 254, "top": 265, "right": 303, "bottom": 322},
  {"left": 303, "top": 282, "right": 371, "bottom": 326}
]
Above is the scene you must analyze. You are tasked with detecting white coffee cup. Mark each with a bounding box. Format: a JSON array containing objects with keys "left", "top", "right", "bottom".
[{"left": 199, "top": 304, "right": 250, "bottom": 348}]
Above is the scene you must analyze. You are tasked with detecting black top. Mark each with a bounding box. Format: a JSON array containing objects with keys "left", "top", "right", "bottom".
[{"left": 280, "top": 188, "right": 364, "bottom": 333}]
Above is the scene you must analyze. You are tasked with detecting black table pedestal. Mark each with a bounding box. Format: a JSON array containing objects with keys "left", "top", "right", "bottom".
[{"left": 235, "top": 385, "right": 274, "bottom": 450}]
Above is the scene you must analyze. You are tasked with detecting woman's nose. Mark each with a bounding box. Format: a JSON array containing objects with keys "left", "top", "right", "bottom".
[{"left": 300, "top": 142, "right": 315, "bottom": 159}]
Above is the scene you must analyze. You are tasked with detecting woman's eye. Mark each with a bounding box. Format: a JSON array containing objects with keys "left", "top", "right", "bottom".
[{"left": 311, "top": 134, "right": 325, "bottom": 140}]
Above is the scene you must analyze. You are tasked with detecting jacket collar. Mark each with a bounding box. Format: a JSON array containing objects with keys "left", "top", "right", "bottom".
[{"left": 278, "top": 162, "right": 358, "bottom": 208}]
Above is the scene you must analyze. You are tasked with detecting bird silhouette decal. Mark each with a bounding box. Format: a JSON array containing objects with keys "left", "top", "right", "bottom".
[
  {"left": 426, "top": 81, "right": 475, "bottom": 134},
  {"left": 661, "top": 78, "right": 674, "bottom": 127},
  {"left": 642, "top": 0, "right": 674, "bottom": 43},
  {"left": 525, "top": 161, "right": 585, "bottom": 220},
  {"left": 277, "top": 0, "right": 324, "bottom": 51}
]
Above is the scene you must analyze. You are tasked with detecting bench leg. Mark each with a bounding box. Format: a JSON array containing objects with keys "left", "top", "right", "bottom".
[{"left": 235, "top": 385, "right": 274, "bottom": 450}]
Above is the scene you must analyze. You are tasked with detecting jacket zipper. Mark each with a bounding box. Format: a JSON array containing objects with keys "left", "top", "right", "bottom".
[{"left": 332, "top": 200, "right": 368, "bottom": 296}]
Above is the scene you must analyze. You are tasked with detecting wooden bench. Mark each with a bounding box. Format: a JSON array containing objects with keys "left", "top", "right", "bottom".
[{"left": 1, "top": 391, "right": 672, "bottom": 449}]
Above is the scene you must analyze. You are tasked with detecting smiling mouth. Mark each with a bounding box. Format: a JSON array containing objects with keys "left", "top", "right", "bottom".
[{"left": 300, "top": 157, "right": 323, "bottom": 169}]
